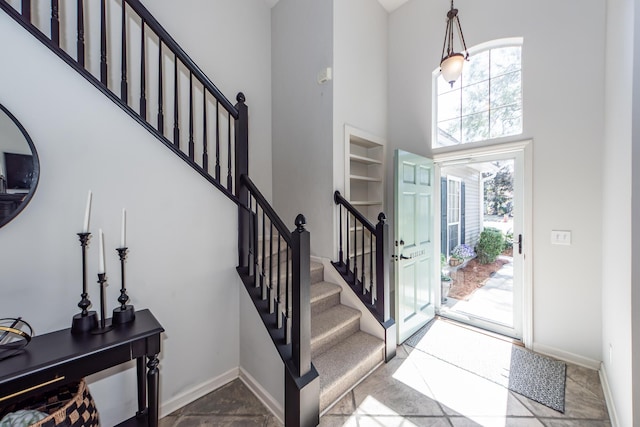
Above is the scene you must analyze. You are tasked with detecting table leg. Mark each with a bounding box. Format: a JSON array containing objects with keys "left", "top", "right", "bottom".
[
  {"left": 136, "top": 357, "right": 147, "bottom": 418},
  {"left": 147, "top": 354, "right": 160, "bottom": 427}
]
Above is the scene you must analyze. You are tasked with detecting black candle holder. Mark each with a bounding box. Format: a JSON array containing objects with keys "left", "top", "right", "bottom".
[
  {"left": 91, "top": 273, "right": 113, "bottom": 334},
  {"left": 71, "top": 232, "right": 98, "bottom": 334},
  {"left": 112, "top": 247, "right": 135, "bottom": 324}
]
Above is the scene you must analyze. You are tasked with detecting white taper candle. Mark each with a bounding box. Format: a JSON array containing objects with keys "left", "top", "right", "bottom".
[
  {"left": 120, "top": 208, "right": 127, "bottom": 248},
  {"left": 82, "top": 190, "right": 92, "bottom": 233},
  {"left": 98, "top": 228, "right": 105, "bottom": 274}
]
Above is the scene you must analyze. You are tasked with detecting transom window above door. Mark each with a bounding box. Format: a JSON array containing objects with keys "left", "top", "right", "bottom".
[{"left": 433, "top": 38, "right": 523, "bottom": 149}]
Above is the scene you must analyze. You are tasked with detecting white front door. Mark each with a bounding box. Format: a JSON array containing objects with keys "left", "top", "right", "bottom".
[{"left": 394, "top": 150, "right": 436, "bottom": 343}]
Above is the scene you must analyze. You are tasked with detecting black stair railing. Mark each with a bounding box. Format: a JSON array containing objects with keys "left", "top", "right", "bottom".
[
  {"left": 333, "top": 190, "right": 396, "bottom": 361},
  {"left": 238, "top": 174, "right": 319, "bottom": 427},
  {"left": 0, "top": 0, "right": 241, "bottom": 202},
  {"left": 2, "top": 1, "right": 320, "bottom": 424}
]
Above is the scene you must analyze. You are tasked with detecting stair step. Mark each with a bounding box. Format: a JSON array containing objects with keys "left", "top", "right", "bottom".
[
  {"left": 261, "top": 260, "right": 324, "bottom": 296},
  {"left": 310, "top": 282, "right": 342, "bottom": 315},
  {"left": 311, "top": 305, "right": 360, "bottom": 359},
  {"left": 313, "top": 331, "right": 385, "bottom": 413}
]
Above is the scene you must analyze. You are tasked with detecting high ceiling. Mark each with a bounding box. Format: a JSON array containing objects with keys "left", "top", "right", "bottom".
[{"left": 266, "top": 0, "right": 410, "bottom": 13}]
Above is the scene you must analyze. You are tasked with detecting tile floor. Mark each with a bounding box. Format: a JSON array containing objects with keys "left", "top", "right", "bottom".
[{"left": 160, "top": 320, "right": 611, "bottom": 427}]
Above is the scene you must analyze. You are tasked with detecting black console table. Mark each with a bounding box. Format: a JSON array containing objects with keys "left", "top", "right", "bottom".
[{"left": 0, "top": 309, "right": 164, "bottom": 427}]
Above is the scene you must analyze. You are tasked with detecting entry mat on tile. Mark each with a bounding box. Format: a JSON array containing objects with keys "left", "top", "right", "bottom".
[{"left": 405, "top": 319, "right": 566, "bottom": 412}]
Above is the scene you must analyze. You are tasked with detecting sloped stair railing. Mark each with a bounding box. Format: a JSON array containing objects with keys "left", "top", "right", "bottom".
[
  {"left": 1, "top": 1, "right": 319, "bottom": 425},
  {"left": 0, "top": 0, "right": 242, "bottom": 201},
  {"left": 237, "top": 174, "right": 319, "bottom": 427},
  {"left": 333, "top": 190, "right": 396, "bottom": 361}
]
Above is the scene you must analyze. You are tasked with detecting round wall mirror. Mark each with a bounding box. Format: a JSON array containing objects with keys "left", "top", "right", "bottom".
[{"left": 0, "top": 103, "right": 39, "bottom": 229}]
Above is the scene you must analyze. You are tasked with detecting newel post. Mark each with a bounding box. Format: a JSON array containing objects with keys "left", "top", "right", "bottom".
[
  {"left": 376, "top": 212, "right": 396, "bottom": 361},
  {"left": 291, "top": 214, "right": 311, "bottom": 376},
  {"left": 286, "top": 214, "right": 319, "bottom": 427},
  {"left": 235, "top": 93, "right": 249, "bottom": 268}
]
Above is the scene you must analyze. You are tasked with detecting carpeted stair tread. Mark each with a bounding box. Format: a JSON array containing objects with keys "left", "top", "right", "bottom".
[
  {"left": 311, "top": 305, "right": 360, "bottom": 358},
  {"left": 313, "top": 331, "right": 385, "bottom": 412},
  {"left": 311, "top": 282, "right": 342, "bottom": 315},
  {"left": 270, "top": 261, "right": 324, "bottom": 298}
]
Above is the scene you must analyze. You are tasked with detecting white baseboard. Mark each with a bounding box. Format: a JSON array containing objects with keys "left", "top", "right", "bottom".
[
  {"left": 239, "top": 367, "right": 284, "bottom": 424},
  {"left": 599, "top": 363, "right": 619, "bottom": 427},
  {"left": 531, "top": 342, "right": 600, "bottom": 370},
  {"left": 160, "top": 367, "right": 239, "bottom": 418}
]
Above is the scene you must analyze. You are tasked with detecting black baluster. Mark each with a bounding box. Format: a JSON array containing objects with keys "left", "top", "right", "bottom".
[
  {"left": 269, "top": 221, "right": 274, "bottom": 313},
  {"left": 100, "top": 0, "right": 107, "bottom": 85},
  {"left": 215, "top": 102, "right": 220, "bottom": 182},
  {"left": 51, "top": 0, "right": 59, "bottom": 46},
  {"left": 120, "top": 1, "right": 128, "bottom": 102},
  {"left": 252, "top": 202, "right": 258, "bottom": 284},
  {"left": 346, "top": 213, "right": 350, "bottom": 272},
  {"left": 202, "top": 88, "right": 208, "bottom": 172},
  {"left": 375, "top": 213, "right": 389, "bottom": 321},
  {"left": 77, "top": 0, "right": 85, "bottom": 66},
  {"left": 139, "top": 20, "right": 146, "bottom": 119},
  {"left": 285, "top": 242, "right": 289, "bottom": 334},
  {"left": 338, "top": 205, "right": 343, "bottom": 266},
  {"left": 361, "top": 220, "right": 365, "bottom": 293},
  {"left": 227, "top": 116, "right": 232, "bottom": 192},
  {"left": 157, "top": 40, "right": 164, "bottom": 134},
  {"left": 247, "top": 197, "right": 253, "bottom": 268},
  {"left": 21, "top": 0, "right": 30, "bottom": 22},
  {"left": 276, "top": 232, "right": 282, "bottom": 329},
  {"left": 353, "top": 218, "right": 358, "bottom": 288},
  {"left": 370, "top": 229, "right": 374, "bottom": 305},
  {"left": 188, "top": 72, "right": 194, "bottom": 160},
  {"left": 173, "top": 55, "right": 179, "bottom": 148},
  {"left": 120, "top": 1, "right": 129, "bottom": 105},
  {"left": 261, "top": 209, "right": 266, "bottom": 299}
]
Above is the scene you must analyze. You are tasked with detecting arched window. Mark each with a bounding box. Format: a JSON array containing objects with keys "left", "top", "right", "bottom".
[{"left": 433, "top": 38, "right": 523, "bottom": 149}]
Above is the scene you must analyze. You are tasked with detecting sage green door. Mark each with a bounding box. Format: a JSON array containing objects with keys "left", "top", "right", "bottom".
[{"left": 394, "top": 149, "right": 436, "bottom": 343}]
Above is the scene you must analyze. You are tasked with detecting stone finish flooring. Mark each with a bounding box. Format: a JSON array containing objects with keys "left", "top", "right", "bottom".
[{"left": 160, "top": 321, "right": 611, "bottom": 427}]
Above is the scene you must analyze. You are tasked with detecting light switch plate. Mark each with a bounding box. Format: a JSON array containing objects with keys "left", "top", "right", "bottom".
[{"left": 551, "top": 230, "right": 571, "bottom": 245}]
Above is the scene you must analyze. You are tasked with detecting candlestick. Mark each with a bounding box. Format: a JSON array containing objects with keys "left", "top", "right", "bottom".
[
  {"left": 113, "top": 247, "right": 135, "bottom": 324},
  {"left": 82, "top": 190, "right": 92, "bottom": 233},
  {"left": 71, "top": 232, "right": 98, "bottom": 334},
  {"left": 98, "top": 228, "right": 105, "bottom": 274},
  {"left": 120, "top": 208, "right": 126, "bottom": 248},
  {"left": 92, "top": 273, "right": 113, "bottom": 334}
]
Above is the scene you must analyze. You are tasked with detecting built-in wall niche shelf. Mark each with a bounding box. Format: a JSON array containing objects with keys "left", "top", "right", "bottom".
[{"left": 344, "top": 125, "right": 385, "bottom": 224}]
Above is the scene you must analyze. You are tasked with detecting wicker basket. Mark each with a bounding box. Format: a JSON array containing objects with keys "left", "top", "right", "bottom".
[{"left": 0, "top": 379, "right": 99, "bottom": 427}]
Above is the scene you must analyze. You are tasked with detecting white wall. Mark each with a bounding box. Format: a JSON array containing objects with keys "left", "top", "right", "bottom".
[
  {"left": 271, "top": 0, "right": 334, "bottom": 256},
  {"left": 602, "top": 0, "right": 634, "bottom": 424},
  {"left": 389, "top": 0, "right": 606, "bottom": 362},
  {"left": 239, "top": 283, "right": 285, "bottom": 421},
  {"left": 0, "top": 3, "right": 272, "bottom": 424},
  {"left": 333, "top": 0, "right": 388, "bottom": 195}
]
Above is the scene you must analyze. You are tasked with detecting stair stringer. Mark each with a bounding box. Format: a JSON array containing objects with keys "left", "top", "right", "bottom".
[{"left": 312, "top": 257, "right": 386, "bottom": 347}]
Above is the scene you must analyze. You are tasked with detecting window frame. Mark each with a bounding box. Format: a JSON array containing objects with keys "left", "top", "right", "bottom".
[
  {"left": 446, "top": 175, "right": 462, "bottom": 255},
  {"left": 431, "top": 37, "right": 524, "bottom": 153}
]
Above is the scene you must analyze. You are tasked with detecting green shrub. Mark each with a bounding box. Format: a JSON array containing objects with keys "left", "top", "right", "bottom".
[
  {"left": 475, "top": 227, "right": 505, "bottom": 264},
  {"left": 503, "top": 232, "right": 514, "bottom": 251}
]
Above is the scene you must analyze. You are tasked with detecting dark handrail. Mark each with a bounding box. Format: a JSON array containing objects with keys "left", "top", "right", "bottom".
[
  {"left": 334, "top": 191, "right": 376, "bottom": 233},
  {"left": 124, "top": 0, "right": 238, "bottom": 118},
  {"left": 333, "top": 190, "right": 395, "bottom": 361},
  {"left": 0, "top": 0, "right": 243, "bottom": 204},
  {"left": 241, "top": 175, "right": 293, "bottom": 245}
]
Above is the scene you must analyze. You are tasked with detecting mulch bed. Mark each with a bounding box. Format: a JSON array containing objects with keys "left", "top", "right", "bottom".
[{"left": 447, "top": 257, "right": 509, "bottom": 301}]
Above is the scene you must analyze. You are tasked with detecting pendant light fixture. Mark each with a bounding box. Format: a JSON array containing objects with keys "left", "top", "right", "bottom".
[{"left": 440, "top": 0, "right": 469, "bottom": 87}]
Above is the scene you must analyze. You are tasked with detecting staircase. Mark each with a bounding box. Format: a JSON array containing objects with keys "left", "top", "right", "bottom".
[
  {"left": 0, "top": 1, "right": 395, "bottom": 424},
  {"left": 309, "top": 262, "right": 385, "bottom": 413}
]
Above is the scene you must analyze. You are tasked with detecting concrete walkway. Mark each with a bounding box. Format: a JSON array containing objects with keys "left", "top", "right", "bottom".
[{"left": 442, "top": 255, "right": 514, "bottom": 326}]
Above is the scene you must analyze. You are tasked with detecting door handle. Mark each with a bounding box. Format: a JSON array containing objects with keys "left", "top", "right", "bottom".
[
  {"left": 400, "top": 254, "right": 410, "bottom": 260},
  {"left": 518, "top": 234, "right": 523, "bottom": 254}
]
